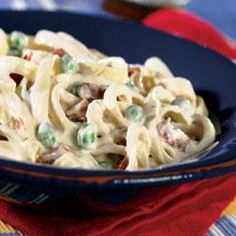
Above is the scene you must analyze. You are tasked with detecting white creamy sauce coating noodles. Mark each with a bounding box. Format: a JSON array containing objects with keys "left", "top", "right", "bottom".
[{"left": 0, "top": 29, "right": 216, "bottom": 170}]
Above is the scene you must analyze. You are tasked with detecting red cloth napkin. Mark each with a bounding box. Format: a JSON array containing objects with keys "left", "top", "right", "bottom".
[
  {"left": 142, "top": 8, "right": 236, "bottom": 60},
  {"left": 1, "top": 9, "right": 236, "bottom": 236}
]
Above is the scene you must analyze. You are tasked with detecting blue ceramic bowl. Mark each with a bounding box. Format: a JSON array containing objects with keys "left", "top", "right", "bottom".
[{"left": 0, "top": 11, "right": 236, "bottom": 214}]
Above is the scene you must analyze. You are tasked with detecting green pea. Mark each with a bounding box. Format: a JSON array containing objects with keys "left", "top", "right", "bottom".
[
  {"left": 37, "top": 122, "right": 58, "bottom": 149},
  {"left": 171, "top": 97, "right": 192, "bottom": 113},
  {"left": 125, "top": 80, "right": 139, "bottom": 92},
  {"left": 99, "top": 161, "right": 112, "bottom": 169},
  {"left": 172, "top": 97, "right": 185, "bottom": 105},
  {"left": 77, "top": 123, "right": 96, "bottom": 148},
  {"left": 8, "top": 31, "right": 28, "bottom": 56},
  {"left": 125, "top": 105, "right": 144, "bottom": 123},
  {"left": 61, "top": 54, "right": 79, "bottom": 73},
  {"left": 70, "top": 84, "right": 80, "bottom": 96}
]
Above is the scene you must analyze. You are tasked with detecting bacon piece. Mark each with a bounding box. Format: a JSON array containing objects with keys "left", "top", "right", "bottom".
[
  {"left": 37, "top": 144, "right": 70, "bottom": 165},
  {"left": 119, "top": 156, "right": 128, "bottom": 170},
  {"left": 77, "top": 83, "right": 106, "bottom": 100},
  {"left": 128, "top": 67, "right": 140, "bottom": 78},
  {"left": 67, "top": 113, "right": 86, "bottom": 123},
  {"left": 9, "top": 117, "right": 28, "bottom": 140},
  {"left": 37, "top": 150, "right": 60, "bottom": 165},
  {"left": 158, "top": 121, "right": 173, "bottom": 146},
  {"left": 157, "top": 121, "right": 190, "bottom": 152},
  {"left": 176, "top": 139, "right": 190, "bottom": 152},
  {"left": 11, "top": 117, "right": 24, "bottom": 132},
  {"left": 22, "top": 52, "right": 32, "bottom": 61},
  {"left": 66, "top": 83, "right": 106, "bottom": 123},
  {"left": 66, "top": 98, "right": 89, "bottom": 123},
  {"left": 53, "top": 48, "right": 67, "bottom": 57},
  {"left": 114, "top": 137, "right": 126, "bottom": 146}
]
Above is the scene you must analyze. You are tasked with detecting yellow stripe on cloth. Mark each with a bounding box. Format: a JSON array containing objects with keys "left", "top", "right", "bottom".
[
  {"left": 221, "top": 197, "right": 236, "bottom": 216},
  {"left": 0, "top": 220, "right": 16, "bottom": 233}
]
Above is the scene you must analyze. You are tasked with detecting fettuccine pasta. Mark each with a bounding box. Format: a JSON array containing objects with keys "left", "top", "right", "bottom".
[{"left": 0, "top": 29, "right": 216, "bottom": 170}]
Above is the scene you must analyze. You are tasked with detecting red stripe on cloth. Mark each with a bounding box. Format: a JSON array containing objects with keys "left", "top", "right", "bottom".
[{"left": 142, "top": 8, "right": 236, "bottom": 60}]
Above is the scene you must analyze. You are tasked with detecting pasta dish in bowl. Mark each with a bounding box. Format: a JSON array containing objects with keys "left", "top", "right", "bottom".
[
  {"left": 0, "top": 29, "right": 216, "bottom": 171},
  {"left": 0, "top": 11, "right": 235, "bottom": 213}
]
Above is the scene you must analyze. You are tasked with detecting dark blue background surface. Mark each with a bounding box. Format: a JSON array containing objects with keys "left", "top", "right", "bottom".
[{"left": 186, "top": 0, "right": 236, "bottom": 40}]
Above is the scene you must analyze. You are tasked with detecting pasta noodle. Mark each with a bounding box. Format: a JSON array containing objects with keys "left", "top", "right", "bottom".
[{"left": 0, "top": 29, "right": 217, "bottom": 170}]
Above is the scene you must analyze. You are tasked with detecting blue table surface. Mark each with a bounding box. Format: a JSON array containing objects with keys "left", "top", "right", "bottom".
[
  {"left": 0, "top": 0, "right": 236, "bottom": 40},
  {"left": 186, "top": 0, "right": 236, "bottom": 41}
]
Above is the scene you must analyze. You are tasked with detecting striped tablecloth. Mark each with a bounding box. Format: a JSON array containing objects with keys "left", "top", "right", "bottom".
[{"left": 1, "top": 1, "right": 236, "bottom": 235}]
